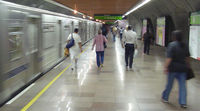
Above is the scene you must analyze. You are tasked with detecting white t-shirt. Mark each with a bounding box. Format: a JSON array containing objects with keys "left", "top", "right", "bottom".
[
  {"left": 123, "top": 30, "right": 137, "bottom": 45},
  {"left": 67, "top": 33, "right": 81, "bottom": 59}
]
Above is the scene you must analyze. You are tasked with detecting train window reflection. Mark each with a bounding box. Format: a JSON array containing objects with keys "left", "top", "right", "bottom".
[{"left": 8, "top": 27, "right": 23, "bottom": 61}]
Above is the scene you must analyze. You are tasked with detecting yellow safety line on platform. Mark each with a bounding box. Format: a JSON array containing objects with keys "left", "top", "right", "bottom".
[{"left": 21, "top": 44, "right": 90, "bottom": 111}]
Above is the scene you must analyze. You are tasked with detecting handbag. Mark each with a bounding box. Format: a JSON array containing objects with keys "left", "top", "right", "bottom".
[
  {"left": 64, "top": 48, "right": 69, "bottom": 56},
  {"left": 186, "top": 68, "right": 195, "bottom": 80},
  {"left": 104, "top": 42, "right": 107, "bottom": 48},
  {"left": 134, "top": 49, "right": 138, "bottom": 58},
  {"left": 66, "top": 34, "right": 74, "bottom": 48}
]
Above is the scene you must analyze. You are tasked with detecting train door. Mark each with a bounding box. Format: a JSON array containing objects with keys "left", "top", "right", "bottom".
[
  {"left": 88, "top": 22, "right": 90, "bottom": 39},
  {"left": 72, "top": 21, "right": 74, "bottom": 34},
  {"left": 79, "top": 21, "right": 84, "bottom": 42},
  {"left": 27, "top": 16, "right": 41, "bottom": 79},
  {"left": 57, "top": 20, "right": 62, "bottom": 58},
  {"left": 62, "top": 20, "right": 72, "bottom": 55},
  {"left": 94, "top": 23, "right": 96, "bottom": 35},
  {"left": 90, "top": 23, "right": 93, "bottom": 39},
  {"left": 84, "top": 22, "right": 87, "bottom": 41}
]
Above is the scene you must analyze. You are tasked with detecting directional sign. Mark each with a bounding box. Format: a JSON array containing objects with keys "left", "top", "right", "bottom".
[{"left": 94, "top": 14, "right": 122, "bottom": 20}]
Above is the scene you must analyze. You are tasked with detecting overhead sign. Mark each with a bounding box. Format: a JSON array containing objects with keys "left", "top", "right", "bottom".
[
  {"left": 94, "top": 14, "right": 122, "bottom": 20},
  {"left": 191, "top": 12, "right": 200, "bottom": 25},
  {"left": 105, "top": 22, "right": 114, "bottom": 24}
]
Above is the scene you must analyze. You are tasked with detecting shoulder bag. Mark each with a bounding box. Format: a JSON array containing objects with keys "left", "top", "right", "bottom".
[
  {"left": 186, "top": 68, "right": 195, "bottom": 80},
  {"left": 66, "top": 33, "right": 75, "bottom": 48}
]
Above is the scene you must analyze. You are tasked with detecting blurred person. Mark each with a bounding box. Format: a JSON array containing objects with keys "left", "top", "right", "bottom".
[
  {"left": 112, "top": 26, "right": 117, "bottom": 42},
  {"left": 122, "top": 26, "right": 138, "bottom": 71},
  {"left": 101, "top": 25, "right": 108, "bottom": 48},
  {"left": 102, "top": 25, "right": 108, "bottom": 37},
  {"left": 162, "top": 30, "right": 190, "bottom": 108},
  {"left": 92, "top": 29, "right": 108, "bottom": 70},
  {"left": 121, "top": 26, "right": 128, "bottom": 47},
  {"left": 119, "top": 27, "right": 124, "bottom": 40},
  {"left": 67, "top": 28, "right": 82, "bottom": 70},
  {"left": 143, "top": 29, "right": 152, "bottom": 55}
]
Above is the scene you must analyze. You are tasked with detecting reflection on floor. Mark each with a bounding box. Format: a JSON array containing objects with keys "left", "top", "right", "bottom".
[{"left": 1, "top": 34, "right": 200, "bottom": 111}]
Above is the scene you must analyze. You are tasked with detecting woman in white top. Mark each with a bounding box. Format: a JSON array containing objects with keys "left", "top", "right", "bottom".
[{"left": 67, "top": 28, "right": 82, "bottom": 70}]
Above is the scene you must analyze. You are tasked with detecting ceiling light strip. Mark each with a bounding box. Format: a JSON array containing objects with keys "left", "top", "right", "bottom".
[
  {"left": 44, "top": 0, "right": 84, "bottom": 15},
  {"left": 123, "top": 0, "right": 151, "bottom": 17}
]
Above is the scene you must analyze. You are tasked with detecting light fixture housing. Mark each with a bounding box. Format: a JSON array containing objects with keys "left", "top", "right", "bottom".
[{"left": 74, "top": 10, "right": 77, "bottom": 14}]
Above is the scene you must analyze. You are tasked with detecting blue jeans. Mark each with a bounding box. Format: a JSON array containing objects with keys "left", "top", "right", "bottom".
[
  {"left": 96, "top": 51, "right": 104, "bottom": 67},
  {"left": 162, "top": 72, "right": 187, "bottom": 105}
]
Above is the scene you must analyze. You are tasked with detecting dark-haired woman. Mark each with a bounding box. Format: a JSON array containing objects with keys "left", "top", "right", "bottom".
[{"left": 162, "top": 30, "right": 190, "bottom": 108}]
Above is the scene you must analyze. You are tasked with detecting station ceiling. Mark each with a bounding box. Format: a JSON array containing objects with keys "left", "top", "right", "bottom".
[{"left": 54, "top": 0, "right": 140, "bottom": 17}]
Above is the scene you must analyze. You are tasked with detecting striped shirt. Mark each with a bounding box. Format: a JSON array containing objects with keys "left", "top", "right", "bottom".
[{"left": 92, "top": 34, "right": 107, "bottom": 52}]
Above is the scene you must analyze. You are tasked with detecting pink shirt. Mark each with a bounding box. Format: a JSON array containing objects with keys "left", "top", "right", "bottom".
[{"left": 92, "top": 34, "right": 107, "bottom": 52}]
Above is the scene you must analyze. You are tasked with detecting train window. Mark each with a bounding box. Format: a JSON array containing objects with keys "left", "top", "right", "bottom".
[
  {"left": 42, "top": 23, "right": 56, "bottom": 49},
  {"left": 64, "top": 25, "right": 71, "bottom": 41},
  {"left": 8, "top": 27, "right": 23, "bottom": 61}
]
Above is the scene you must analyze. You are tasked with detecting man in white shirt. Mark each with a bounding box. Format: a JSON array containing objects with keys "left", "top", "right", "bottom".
[
  {"left": 122, "top": 25, "right": 138, "bottom": 70},
  {"left": 67, "top": 28, "right": 82, "bottom": 70}
]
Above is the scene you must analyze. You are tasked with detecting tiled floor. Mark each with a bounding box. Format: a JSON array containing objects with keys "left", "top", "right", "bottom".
[{"left": 1, "top": 33, "right": 200, "bottom": 111}]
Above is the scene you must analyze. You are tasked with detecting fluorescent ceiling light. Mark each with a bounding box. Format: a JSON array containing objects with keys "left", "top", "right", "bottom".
[
  {"left": 123, "top": 0, "right": 151, "bottom": 16},
  {"left": 44, "top": 0, "right": 84, "bottom": 15}
]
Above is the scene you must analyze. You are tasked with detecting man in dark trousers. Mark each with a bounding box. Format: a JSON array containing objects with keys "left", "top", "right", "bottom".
[
  {"left": 122, "top": 26, "right": 138, "bottom": 71},
  {"left": 143, "top": 29, "right": 152, "bottom": 55},
  {"left": 102, "top": 25, "right": 108, "bottom": 37}
]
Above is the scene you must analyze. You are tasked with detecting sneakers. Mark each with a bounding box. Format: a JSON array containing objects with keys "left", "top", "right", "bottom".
[
  {"left": 126, "top": 66, "right": 128, "bottom": 71},
  {"left": 97, "top": 67, "right": 101, "bottom": 71},
  {"left": 161, "top": 98, "right": 187, "bottom": 108},
  {"left": 180, "top": 104, "right": 187, "bottom": 108},
  {"left": 161, "top": 98, "right": 169, "bottom": 103}
]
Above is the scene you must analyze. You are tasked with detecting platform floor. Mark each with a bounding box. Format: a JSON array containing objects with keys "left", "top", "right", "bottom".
[{"left": 1, "top": 33, "right": 200, "bottom": 111}]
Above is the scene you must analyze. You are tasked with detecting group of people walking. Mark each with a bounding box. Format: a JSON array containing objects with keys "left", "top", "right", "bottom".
[{"left": 66, "top": 25, "right": 192, "bottom": 109}]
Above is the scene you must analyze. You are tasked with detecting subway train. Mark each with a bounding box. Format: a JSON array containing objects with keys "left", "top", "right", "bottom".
[{"left": 0, "top": 1, "right": 101, "bottom": 105}]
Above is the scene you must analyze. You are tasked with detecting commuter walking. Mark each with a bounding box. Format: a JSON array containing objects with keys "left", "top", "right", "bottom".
[
  {"left": 122, "top": 26, "right": 138, "bottom": 71},
  {"left": 67, "top": 28, "right": 82, "bottom": 70},
  {"left": 102, "top": 25, "right": 108, "bottom": 37},
  {"left": 112, "top": 26, "right": 117, "bottom": 42},
  {"left": 143, "top": 29, "right": 152, "bottom": 55},
  {"left": 162, "top": 30, "right": 190, "bottom": 108},
  {"left": 92, "top": 29, "right": 108, "bottom": 70},
  {"left": 119, "top": 27, "right": 124, "bottom": 40}
]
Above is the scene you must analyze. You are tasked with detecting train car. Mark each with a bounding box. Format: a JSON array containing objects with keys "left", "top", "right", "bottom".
[{"left": 0, "top": 1, "right": 101, "bottom": 105}]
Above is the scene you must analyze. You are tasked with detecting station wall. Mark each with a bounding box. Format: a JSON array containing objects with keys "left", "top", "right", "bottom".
[
  {"left": 127, "top": 0, "right": 200, "bottom": 75},
  {"left": 128, "top": 0, "right": 200, "bottom": 44}
]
